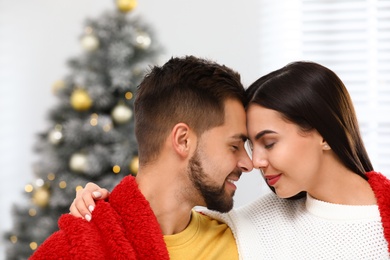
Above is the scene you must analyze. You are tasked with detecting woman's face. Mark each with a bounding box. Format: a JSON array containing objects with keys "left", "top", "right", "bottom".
[{"left": 246, "top": 104, "right": 327, "bottom": 198}]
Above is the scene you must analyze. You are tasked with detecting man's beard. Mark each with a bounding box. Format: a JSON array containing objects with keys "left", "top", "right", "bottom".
[{"left": 188, "top": 149, "right": 234, "bottom": 213}]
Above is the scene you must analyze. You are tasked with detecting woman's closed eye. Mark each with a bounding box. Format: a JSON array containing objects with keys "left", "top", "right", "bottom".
[{"left": 264, "top": 142, "right": 275, "bottom": 149}]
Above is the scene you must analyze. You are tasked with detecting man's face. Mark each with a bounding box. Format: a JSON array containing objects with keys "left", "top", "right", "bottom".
[{"left": 188, "top": 99, "right": 253, "bottom": 212}]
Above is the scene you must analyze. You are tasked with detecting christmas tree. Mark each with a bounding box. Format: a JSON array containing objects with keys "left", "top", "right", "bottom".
[{"left": 4, "top": 0, "right": 162, "bottom": 258}]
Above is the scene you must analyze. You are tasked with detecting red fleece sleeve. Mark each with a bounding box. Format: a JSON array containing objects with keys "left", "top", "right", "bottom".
[
  {"left": 29, "top": 229, "right": 72, "bottom": 259},
  {"left": 29, "top": 213, "right": 106, "bottom": 260}
]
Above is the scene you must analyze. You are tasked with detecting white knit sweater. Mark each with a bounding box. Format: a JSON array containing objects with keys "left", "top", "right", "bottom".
[{"left": 207, "top": 193, "right": 389, "bottom": 259}]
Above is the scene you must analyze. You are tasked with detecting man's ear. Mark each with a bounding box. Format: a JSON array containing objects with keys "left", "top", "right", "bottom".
[{"left": 171, "top": 123, "right": 193, "bottom": 157}]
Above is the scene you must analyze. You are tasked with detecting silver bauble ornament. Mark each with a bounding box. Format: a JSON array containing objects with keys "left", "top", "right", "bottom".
[
  {"left": 111, "top": 103, "right": 133, "bottom": 124},
  {"left": 48, "top": 125, "right": 63, "bottom": 145},
  {"left": 81, "top": 34, "right": 99, "bottom": 52},
  {"left": 69, "top": 153, "right": 88, "bottom": 173},
  {"left": 134, "top": 32, "right": 151, "bottom": 50}
]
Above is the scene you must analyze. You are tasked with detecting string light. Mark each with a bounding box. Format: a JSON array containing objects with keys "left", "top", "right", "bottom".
[
  {"left": 103, "top": 124, "right": 112, "bottom": 132},
  {"left": 113, "top": 165, "right": 121, "bottom": 174},
  {"left": 25, "top": 184, "right": 33, "bottom": 193},
  {"left": 10, "top": 235, "right": 17, "bottom": 244},
  {"left": 29, "top": 208, "right": 37, "bottom": 217},
  {"left": 59, "top": 181, "right": 67, "bottom": 189},
  {"left": 125, "top": 92, "right": 133, "bottom": 100},
  {"left": 90, "top": 113, "right": 98, "bottom": 126},
  {"left": 47, "top": 173, "right": 55, "bottom": 181},
  {"left": 84, "top": 26, "right": 93, "bottom": 34},
  {"left": 30, "top": 242, "right": 38, "bottom": 250}
]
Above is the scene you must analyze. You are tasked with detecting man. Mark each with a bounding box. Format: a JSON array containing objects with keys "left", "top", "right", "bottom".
[{"left": 31, "top": 56, "right": 253, "bottom": 259}]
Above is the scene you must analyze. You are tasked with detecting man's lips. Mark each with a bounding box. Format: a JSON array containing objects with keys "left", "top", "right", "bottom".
[
  {"left": 264, "top": 174, "right": 282, "bottom": 186},
  {"left": 226, "top": 173, "right": 242, "bottom": 189}
]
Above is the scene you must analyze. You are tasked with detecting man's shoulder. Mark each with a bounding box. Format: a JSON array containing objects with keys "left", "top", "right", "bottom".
[
  {"left": 193, "top": 210, "right": 232, "bottom": 231},
  {"left": 194, "top": 210, "right": 225, "bottom": 224}
]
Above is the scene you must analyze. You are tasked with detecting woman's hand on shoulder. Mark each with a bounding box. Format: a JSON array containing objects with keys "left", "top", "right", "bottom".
[{"left": 69, "top": 182, "right": 110, "bottom": 222}]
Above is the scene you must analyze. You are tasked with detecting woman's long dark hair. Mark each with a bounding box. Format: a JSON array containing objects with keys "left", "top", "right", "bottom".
[{"left": 246, "top": 61, "right": 373, "bottom": 199}]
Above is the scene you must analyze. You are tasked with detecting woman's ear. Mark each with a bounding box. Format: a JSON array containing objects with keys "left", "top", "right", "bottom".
[
  {"left": 321, "top": 139, "right": 331, "bottom": 150},
  {"left": 171, "top": 123, "right": 193, "bottom": 157}
]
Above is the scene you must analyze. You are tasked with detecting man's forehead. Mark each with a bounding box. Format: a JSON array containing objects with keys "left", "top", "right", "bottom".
[{"left": 223, "top": 99, "right": 247, "bottom": 128}]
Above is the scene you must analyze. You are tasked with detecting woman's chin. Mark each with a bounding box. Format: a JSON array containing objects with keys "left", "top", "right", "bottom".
[{"left": 275, "top": 189, "right": 295, "bottom": 199}]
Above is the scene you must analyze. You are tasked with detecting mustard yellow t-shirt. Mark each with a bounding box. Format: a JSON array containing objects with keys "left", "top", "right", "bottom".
[{"left": 164, "top": 210, "right": 238, "bottom": 260}]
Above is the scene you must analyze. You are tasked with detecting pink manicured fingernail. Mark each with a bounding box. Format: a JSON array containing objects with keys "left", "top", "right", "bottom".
[
  {"left": 85, "top": 214, "right": 91, "bottom": 222},
  {"left": 89, "top": 205, "right": 94, "bottom": 212},
  {"left": 92, "top": 191, "right": 102, "bottom": 198}
]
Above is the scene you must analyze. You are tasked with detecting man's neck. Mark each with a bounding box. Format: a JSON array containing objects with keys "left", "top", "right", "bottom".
[{"left": 135, "top": 167, "right": 196, "bottom": 235}]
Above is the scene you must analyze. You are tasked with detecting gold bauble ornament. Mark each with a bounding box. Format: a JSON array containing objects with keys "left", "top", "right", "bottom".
[
  {"left": 70, "top": 89, "right": 92, "bottom": 111},
  {"left": 117, "top": 0, "right": 137, "bottom": 12},
  {"left": 130, "top": 156, "right": 139, "bottom": 174},
  {"left": 32, "top": 187, "right": 50, "bottom": 207}
]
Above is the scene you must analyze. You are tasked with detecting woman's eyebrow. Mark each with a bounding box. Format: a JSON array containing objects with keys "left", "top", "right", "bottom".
[{"left": 254, "top": 130, "right": 277, "bottom": 141}]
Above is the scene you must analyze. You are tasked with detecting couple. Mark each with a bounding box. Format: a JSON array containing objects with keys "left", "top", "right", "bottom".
[{"left": 31, "top": 56, "right": 390, "bottom": 259}]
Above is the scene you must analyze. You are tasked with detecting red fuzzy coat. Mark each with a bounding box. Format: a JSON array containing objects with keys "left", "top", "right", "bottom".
[
  {"left": 29, "top": 176, "right": 169, "bottom": 260},
  {"left": 367, "top": 171, "right": 390, "bottom": 253}
]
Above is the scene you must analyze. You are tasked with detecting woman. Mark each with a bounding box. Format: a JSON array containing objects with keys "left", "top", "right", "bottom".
[
  {"left": 70, "top": 61, "right": 390, "bottom": 258},
  {"left": 225, "top": 61, "right": 390, "bottom": 259}
]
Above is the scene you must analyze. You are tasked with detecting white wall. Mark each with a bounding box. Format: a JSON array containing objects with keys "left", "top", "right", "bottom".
[{"left": 0, "top": 1, "right": 266, "bottom": 258}]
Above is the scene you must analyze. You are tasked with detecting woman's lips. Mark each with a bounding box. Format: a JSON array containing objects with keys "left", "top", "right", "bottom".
[{"left": 265, "top": 174, "right": 282, "bottom": 186}]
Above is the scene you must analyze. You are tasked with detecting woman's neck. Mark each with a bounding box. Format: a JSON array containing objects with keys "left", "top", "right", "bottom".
[{"left": 308, "top": 163, "right": 376, "bottom": 205}]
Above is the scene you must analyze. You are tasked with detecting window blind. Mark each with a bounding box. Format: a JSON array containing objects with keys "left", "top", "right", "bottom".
[{"left": 258, "top": 0, "right": 390, "bottom": 176}]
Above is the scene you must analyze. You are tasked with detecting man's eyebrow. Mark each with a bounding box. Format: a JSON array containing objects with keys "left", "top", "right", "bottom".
[
  {"left": 231, "top": 134, "right": 248, "bottom": 142},
  {"left": 254, "top": 130, "right": 276, "bottom": 141}
]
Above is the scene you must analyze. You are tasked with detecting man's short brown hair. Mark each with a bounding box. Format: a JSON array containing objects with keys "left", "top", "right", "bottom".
[{"left": 135, "top": 56, "right": 245, "bottom": 165}]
